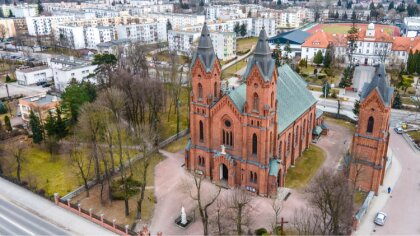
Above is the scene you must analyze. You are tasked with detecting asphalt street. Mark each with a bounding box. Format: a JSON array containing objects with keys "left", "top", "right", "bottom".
[{"left": 0, "top": 197, "right": 69, "bottom": 235}]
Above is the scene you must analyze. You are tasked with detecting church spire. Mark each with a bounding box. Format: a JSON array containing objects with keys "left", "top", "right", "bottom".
[
  {"left": 242, "top": 28, "right": 275, "bottom": 81},
  {"left": 194, "top": 22, "right": 216, "bottom": 72}
]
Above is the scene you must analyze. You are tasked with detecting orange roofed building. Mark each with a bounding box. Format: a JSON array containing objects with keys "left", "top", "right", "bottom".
[
  {"left": 302, "top": 23, "right": 420, "bottom": 66},
  {"left": 185, "top": 24, "right": 321, "bottom": 197}
]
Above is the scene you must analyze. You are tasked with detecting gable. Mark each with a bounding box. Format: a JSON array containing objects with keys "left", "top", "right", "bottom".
[{"left": 361, "top": 89, "right": 386, "bottom": 112}]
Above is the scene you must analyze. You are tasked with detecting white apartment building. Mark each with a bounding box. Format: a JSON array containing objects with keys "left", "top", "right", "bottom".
[
  {"left": 0, "top": 19, "right": 16, "bottom": 38},
  {"left": 148, "top": 13, "right": 205, "bottom": 30},
  {"left": 26, "top": 15, "right": 76, "bottom": 36},
  {"left": 1, "top": 4, "right": 38, "bottom": 17},
  {"left": 116, "top": 22, "right": 166, "bottom": 44},
  {"left": 57, "top": 25, "right": 86, "bottom": 49},
  {"left": 15, "top": 66, "right": 53, "bottom": 86},
  {"left": 185, "top": 18, "right": 253, "bottom": 37},
  {"left": 402, "top": 17, "right": 420, "bottom": 38},
  {"left": 49, "top": 56, "right": 97, "bottom": 92},
  {"left": 84, "top": 8, "right": 129, "bottom": 18},
  {"left": 129, "top": 4, "right": 173, "bottom": 15},
  {"left": 85, "top": 26, "right": 115, "bottom": 49},
  {"left": 168, "top": 30, "right": 236, "bottom": 61},
  {"left": 252, "top": 18, "right": 276, "bottom": 37}
]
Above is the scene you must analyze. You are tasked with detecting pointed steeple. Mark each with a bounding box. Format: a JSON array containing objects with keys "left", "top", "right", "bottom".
[
  {"left": 361, "top": 64, "right": 394, "bottom": 106},
  {"left": 243, "top": 28, "right": 275, "bottom": 81},
  {"left": 193, "top": 23, "right": 216, "bottom": 72}
]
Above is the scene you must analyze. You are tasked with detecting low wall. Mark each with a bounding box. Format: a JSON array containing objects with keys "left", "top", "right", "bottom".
[
  {"left": 54, "top": 193, "right": 134, "bottom": 236},
  {"left": 353, "top": 191, "right": 375, "bottom": 230}
]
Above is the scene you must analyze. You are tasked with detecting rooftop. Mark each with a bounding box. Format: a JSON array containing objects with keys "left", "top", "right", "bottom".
[
  {"left": 17, "top": 65, "right": 50, "bottom": 73},
  {"left": 21, "top": 94, "right": 60, "bottom": 106}
]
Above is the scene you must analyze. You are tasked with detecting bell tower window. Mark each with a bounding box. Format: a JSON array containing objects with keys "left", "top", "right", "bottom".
[
  {"left": 253, "top": 93, "right": 259, "bottom": 111},
  {"left": 367, "top": 116, "right": 374, "bottom": 133},
  {"left": 252, "top": 133, "right": 258, "bottom": 155},
  {"left": 198, "top": 83, "right": 203, "bottom": 100},
  {"left": 199, "top": 120, "right": 204, "bottom": 141}
]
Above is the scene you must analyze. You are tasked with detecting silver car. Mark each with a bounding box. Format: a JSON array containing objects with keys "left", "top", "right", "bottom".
[{"left": 374, "top": 212, "right": 387, "bottom": 226}]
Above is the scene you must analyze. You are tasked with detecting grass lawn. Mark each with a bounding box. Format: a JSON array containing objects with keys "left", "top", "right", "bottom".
[
  {"left": 285, "top": 145, "right": 326, "bottom": 190},
  {"left": 354, "top": 191, "right": 367, "bottom": 209},
  {"left": 159, "top": 86, "right": 189, "bottom": 140},
  {"left": 163, "top": 135, "right": 189, "bottom": 153},
  {"left": 407, "top": 130, "right": 420, "bottom": 145},
  {"left": 324, "top": 116, "right": 356, "bottom": 132},
  {"left": 322, "top": 25, "right": 352, "bottom": 34},
  {"left": 154, "top": 51, "right": 188, "bottom": 64},
  {"left": 237, "top": 37, "right": 257, "bottom": 54},
  {"left": 222, "top": 59, "right": 247, "bottom": 78}
]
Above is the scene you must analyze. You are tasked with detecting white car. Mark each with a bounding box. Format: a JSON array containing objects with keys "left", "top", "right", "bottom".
[{"left": 374, "top": 212, "right": 387, "bottom": 226}]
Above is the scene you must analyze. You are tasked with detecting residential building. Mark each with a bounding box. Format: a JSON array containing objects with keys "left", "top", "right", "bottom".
[
  {"left": 18, "top": 94, "right": 60, "bottom": 122},
  {"left": 97, "top": 38, "right": 131, "bottom": 55},
  {"left": 349, "top": 64, "right": 393, "bottom": 194},
  {"left": 49, "top": 56, "right": 97, "bottom": 92},
  {"left": 252, "top": 18, "right": 276, "bottom": 37},
  {"left": 185, "top": 24, "right": 320, "bottom": 197},
  {"left": 15, "top": 66, "right": 53, "bottom": 86},
  {"left": 168, "top": 29, "right": 236, "bottom": 61},
  {"left": 1, "top": 4, "right": 38, "bottom": 18},
  {"left": 148, "top": 13, "right": 205, "bottom": 30},
  {"left": 301, "top": 31, "right": 347, "bottom": 63},
  {"left": 402, "top": 17, "right": 420, "bottom": 37},
  {"left": 268, "top": 30, "right": 311, "bottom": 58},
  {"left": 57, "top": 25, "right": 86, "bottom": 49},
  {"left": 26, "top": 15, "right": 76, "bottom": 36},
  {"left": 0, "top": 18, "right": 16, "bottom": 38},
  {"left": 116, "top": 21, "right": 166, "bottom": 44}
]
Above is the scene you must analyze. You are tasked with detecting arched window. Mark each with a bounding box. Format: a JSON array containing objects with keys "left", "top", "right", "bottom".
[
  {"left": 367, "top": 116, "right": 374, "bottom": 133},
  {"left": 253, "top": 93, "right": 259, "bottom": 111},
  {"left": 287, "top": 133, "right": 291, "bottom": 151},
  {"left": 271, "top": 91, "right": 274, "bottom": 107},
  {"left": 214, "top": 82, "right": 217, "bottom": 98},
  {"left": 303, "top": 120, "right": 306, "bottom": 136},
  {"left": 295, "top": 126, "right": 299, "bottom": 143},
  {"left": 250, "top": 171, "right": 257, "bottom": 183},
  {"left": 199, "top": 121, "right": 204, "bottom": 141},
  {"left": 198, "top": 83, "right": 203, "bottom": 100},
  {"left": 270, "top": 132, "right": 273, "bottom": 154},
  {"left": 279, "top": 141, "right": 282, "bottom": 158},
  {"left": 252, "top": 133, "right": 258, "bottom": 155}
]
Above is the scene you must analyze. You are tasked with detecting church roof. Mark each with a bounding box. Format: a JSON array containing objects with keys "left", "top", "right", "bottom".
[
  {"left": 227, "top": 64, "right": 317, "bottom": 134},
  {"left": 191, "top": 23, "right": 217, "bottom": 73},
  {"left": 360, "top": 64, "right": 394, "bottom": 107},
  {"left": 242, "top": 28, "right": 276, "bottom": 82}
]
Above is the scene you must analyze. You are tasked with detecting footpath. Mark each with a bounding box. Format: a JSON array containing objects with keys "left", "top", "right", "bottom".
[
  {"left": 354, "top": 153, "right": 402, "bottom": 235},
  {"left": 0, "top": 177, "right": 116, "bottom": 236}
]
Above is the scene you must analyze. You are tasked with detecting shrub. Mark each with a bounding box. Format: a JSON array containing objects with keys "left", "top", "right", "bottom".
[
  {"left": 5, "top": 74, "right": 11, "bottom": 83},
  {"left": 255, "top": 228, "right": 268, "bottom": 235},
  {"left": 331, "top": 91, "right": 338, "bottom": 98},
  {"left": 110, "top": 177, "right": 142, "bottom": 200},
  {"left": 313, "top": 68, "right": 318, "bottom": 74},
  {"left": 317, "top": 74, "right": 326, "bottom": 80},
  {"left": 407, "top": 75, "right": 413, "bottom": 78},
  {"left": 0, "top": 101, "right": 7, "bottom": 114},
  {"left": 407, "top": 87, "right": 416, "bottom": 95},
  {"left": 37, "top": 189, "right": 46, "bottom": 196},
  {"left": 324, "top": 68, "right": 333, "bottom": 76}
]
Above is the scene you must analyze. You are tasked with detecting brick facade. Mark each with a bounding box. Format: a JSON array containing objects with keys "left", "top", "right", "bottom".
[{"left": 185, "top": 25, "right": 318, "bottom": 197}]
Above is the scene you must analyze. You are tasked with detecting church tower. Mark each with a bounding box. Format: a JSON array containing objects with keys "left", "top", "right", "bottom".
[
  {"left": 187, "top": 23, "right": 221, "bottom": 175},
  {"left": 242, "top": 28, "right": 278, "bottom": 172},
  {"left": 349, "top": 64, "right": 394, "bottom": 194}
]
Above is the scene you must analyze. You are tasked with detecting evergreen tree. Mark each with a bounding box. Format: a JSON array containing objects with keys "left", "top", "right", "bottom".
[
  {"left": 29, "top": 110, "right": 43, "bottom": 144},
  {"left": 322, "top": 82, "right": 331, "bottom": 98},
  {"left": 346, "top": 0, "right": 352, "bottom": 9},
  {"left": 55, "top": 107, "right": 67, "bottom": 139},
  {"left": 5, "top": 74, "right": 11, "bottom": 83},
  {"left": 239, "top": 23, "right": 247, "bottom": 37},
  {"left": 234, "top": 22, "right": 240, "bottom": 35},
  {"left": 415, "top": 50, "right": 420, "bottom": 74},
  {"left": 335, "top": 11, "right": 339, "bottom": 19},
  {"left": 0, "top": 101, "right": 7, "bottom": 114},
  {"left": 342, "top": 11, "right": 348, "bottom": 20},
  {"left": 313, "top": 50, "right": 324, "bottom": 66},
  {"left": 337, "top": 0, "right": 341, "bottom": 7},
  {"left": 407, "top": 4, "right": 419, "bottom": 17},
  {"left": 388, "top": 1, "right": 394, "bottom": 10},
  {"left": 392, "top": 91, "right": 402, "bottom": 109},
  {"left": 353, "top": 100, "right": 360, "bottom": 116},
  {"left": 351, "top": 10, "right": 356, "bottom": 20},
  {"left": 283, "top": 41, "right": 292, "bottom": 64},
  {"left": 166, "top": 20, "right": 172, "bottom": 32},
  {"left": 37, "top": 0, "right": 43, "bottom": 14},
  {"left": 339, "top": 66, "right": 353, "bottom": 87},
  {"left": 44, "top": 111, "right": 56, "bottom": 137},
  {"left": 369, "top": 2, "right": 375, "bottom": 10},
  {"left": 9, "top": 10, "right": 14, "bottom": 18},
  {"left": 4, "top": 115, "right": 11, "bottom": 131},
  {"left": 407, "top": 50, "right": 415, "bottom": 74},
  {"left": 396, "top": 2, "right": 405, "bottom": 12},
  {"left": 323, "top": 44, "right": 334, "bottom": 68},
  {"left": 61, "top": 80, "right": 96, "bottom": 123},
  {"left": 247, "top": 11, "right": 251, "bottom": 18}
]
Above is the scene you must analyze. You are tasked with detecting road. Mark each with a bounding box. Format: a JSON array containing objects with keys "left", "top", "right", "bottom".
[
  {"left": 0, "top": 197, "right": 69, "bottom": 235},
  {"left": 0, "top": 177, "right": 116, "bottom": 235},
  {"left": 372, "top": 132, "right": 420, "bottom": 234},
  {"left": 0, "top": 82, "right": 49, "bottom": 98}
]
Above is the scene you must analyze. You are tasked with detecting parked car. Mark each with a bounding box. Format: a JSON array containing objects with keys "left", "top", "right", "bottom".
[
  {"left": 374, "top": 212, "right": 387, "bottom": 226},
  {"left": 42, "top": 83, "right": 52, "bottom": 88},
  {"left": 36, "top": 81, "right": 47, "bottom": 86},
  {"left": 394, "top": 127, "right": 403, "bottom": 134}
]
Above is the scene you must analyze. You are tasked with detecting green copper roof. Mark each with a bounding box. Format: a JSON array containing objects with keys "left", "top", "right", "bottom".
[
  {"left": 227, "top": 64, "right": 317, "bottom": 134},
  {"left": 276, "top": 65, "right": 317, "bottom": 133},
  {"left": 269, "top": 158, "right": 280, "bottom": 177}
]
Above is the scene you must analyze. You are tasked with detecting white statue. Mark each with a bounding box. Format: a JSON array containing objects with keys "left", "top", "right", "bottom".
[
  {"left": 221, "top": 145, "right": 226, "bottom": 154},
  {"left": 181, "top": 206, "right": 187, "bottom": 225}
]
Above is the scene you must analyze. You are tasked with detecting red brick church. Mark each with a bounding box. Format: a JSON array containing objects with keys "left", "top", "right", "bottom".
[
  {"left": 349, "top": 64, "right": 394, "bottom": 194},
  {"left": 185, "top": 24, "right": 321, "bottom": 197}
]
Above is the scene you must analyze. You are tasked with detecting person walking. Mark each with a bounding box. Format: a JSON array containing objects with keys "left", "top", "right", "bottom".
[{"left": 387, "top": 186, "right": 391, "bottom": 194}]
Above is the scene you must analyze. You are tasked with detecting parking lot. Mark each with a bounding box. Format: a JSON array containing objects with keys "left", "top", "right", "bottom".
[{"left": 0, "top": 82, "right": 49, "bottom": 99}]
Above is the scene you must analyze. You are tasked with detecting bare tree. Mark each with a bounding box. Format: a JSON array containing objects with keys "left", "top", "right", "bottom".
[
  {"left": 69, "top": 135, "right": 92, "bottom": 197},
  {"left": 270, "top": 198, "right": 283, "bottom": 234},
  {"left": 227, "top": 188, "right": 253, "bottom": 235},
  {"left": 78, "top": 103, "right": 107, "bottom": 181},
  {"left": 127, "top": 42, "right": 149, "bottom": 77},
  {"left": 0, "top": 25, "right": 7, "bottom": 40},
  {"left": 10, "top": 141, "right": 26, "bottom": 182},
  {"left": 304, "top": 170, "right": 354, "bottom": 235},
  {"left": 182, "top": 172, "right": 221, "bottom": 235},
  {"left": 292, "top": 208, "right": 322, "bottom": 235},
  {"left": 211, "top": 198, "right": 229, "bottom": 235}
]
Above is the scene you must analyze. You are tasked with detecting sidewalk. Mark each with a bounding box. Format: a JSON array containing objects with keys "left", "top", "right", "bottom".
[
  {"left": 0, "top": 177, "right": 116, "bottom": 236},
  {"left": 354, "top": 153, "right": 402, "bottom": 235}
]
